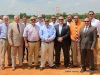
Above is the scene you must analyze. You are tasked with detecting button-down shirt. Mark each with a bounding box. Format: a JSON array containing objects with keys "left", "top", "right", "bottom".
[
  {"left": 0, "top": 23, "right": 9, "bottom": 39},
  {"left": 84, "top": 25, "right": 90, "bottom": 32},
  {"left": 36, "top": 22, "right": 45, "bottom": 27},
  {"left": 22, "top": 23, "right": 29, "bottom": 27},
  {"left": 49, "top": 22, "right": 58, "bottom": 26},
  {"left": 59, "top": 24, "right": 63, "bottom": 35},
  {"left": 67, "top": 21, "right": 73, "bottom": 26},
  {"left": 91, "top": 18, "right": 100, "bottom": 35},
  {"left": 0, "top": 19, "right": 3, "bottom": 24},
  {"left": 23, "top": 24, "right": 40, "bottom": 41},
  {"left": 39, "top": 24, "right": 56, "bottom": 42}
]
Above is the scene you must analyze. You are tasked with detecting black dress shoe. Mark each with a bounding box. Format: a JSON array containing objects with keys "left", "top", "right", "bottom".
[
  {"left": 89, "top": 70, "right": 94, "bottom": 74},
  {"left": 55, "top": 65, "right": 59, "bottom": 69},
  {"left": 49, "top": 66, "right": 55, "bottom": 69},
  {"left": 80, "top": 68, "right": 86, "bottom": 72},
  {"left": 40, "top": 67, "right": 44, "bottom": 71},
  {"left": 8, "top": 64, "right": 12, "bottom": 66},
  {"left": 65, "top": 65, "right": 69, "bottom": 69}
]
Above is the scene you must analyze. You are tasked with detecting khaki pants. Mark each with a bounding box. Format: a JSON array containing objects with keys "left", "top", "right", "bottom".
[
  {"left": 11, "top": 46, "right": 23, "bottom": 67},
  {"left": 28, "top": 41, "right": 40, "bottom": 67},
  {"left": 71, "top": 40, "right": 81, "bottom": 66},
  {"left": 0, "top": 39, "right": 11, "bottom": 67},
  {"left": 40, "top": 42, "right": 54, "bottom": 67}
]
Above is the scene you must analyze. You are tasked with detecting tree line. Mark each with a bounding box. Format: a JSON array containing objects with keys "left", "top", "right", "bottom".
[{"left": 0, "top": 12, "right": 100, "bottom": 19}]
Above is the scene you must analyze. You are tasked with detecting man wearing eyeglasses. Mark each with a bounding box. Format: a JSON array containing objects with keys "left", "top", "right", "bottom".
[
  {"left": 69, "top": 15, "right": 85, "bottom": 67},
  {"left": 54, "top": 16, "right": 70, "bottom": 68},
  {"left": 23, "top": 16, "right": 40, "bottom": 70},
  {"left": 78, "top": 18, "right": 97, "bottom": 74},
  {"left": 88, "top": 11, "right": 100, "bottom": 70},
  {"left": 36, "top": 15, "right": 45, "bottom": 27},
  {"left": 39, "top": 17, "right": 56, "bottom": 71},
  {"left": 0, "top": 16, "right": 12, "bottom": 70},
  {"left": 49, "top": 16, "right": 58, "bottom": 26}
]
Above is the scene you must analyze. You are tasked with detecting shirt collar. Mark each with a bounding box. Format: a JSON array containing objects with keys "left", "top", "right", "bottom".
[
  {"left": 59, "top": 24, "right": 63, "bottom": 27},
  {"left": 85, "top": 25, "right": 90, "bottom": 28},
  {"left": 91, "top": 18, "right": 95, "bottom": 22}
]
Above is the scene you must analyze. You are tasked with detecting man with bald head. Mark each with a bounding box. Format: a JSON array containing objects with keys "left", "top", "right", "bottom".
[
  {"left": 23, "top": 16, "right": 40, "bottom": 70},
  {"left": 54, "top": 16, "right": 70, "bottom": 68},
  {"left": 8, "top": 15, "right": 25, "bottom": 71},
  {"left": 78, "top": 18, "right": 97, "bottom": 74},
  {"left": 0, "top": 15, "right": 11, "bottom": 70},
  {"left": 36, "top": 15, "right": 45, "bottom": 27}
]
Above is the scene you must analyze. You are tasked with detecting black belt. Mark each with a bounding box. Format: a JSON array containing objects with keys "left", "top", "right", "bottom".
[
  {"left": 28, "top": 40, "right": 39, "bottom": 43},
  {"left": 0, "top": 38, "right": 7, "bottom": 40},
  {"left": 43, "top": 41, "right": 53, "bottom": 44}
]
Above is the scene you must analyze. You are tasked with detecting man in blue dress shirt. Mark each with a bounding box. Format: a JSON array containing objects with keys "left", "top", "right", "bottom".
[
  {"left": 36, "top": 15, "right": 45, "bottom": 27},
  {"left": 39, "top": 17, "right": 56, "bottom": 70},
  {"left": 0, "top": 15, "right": 11, "bottom": 70}
]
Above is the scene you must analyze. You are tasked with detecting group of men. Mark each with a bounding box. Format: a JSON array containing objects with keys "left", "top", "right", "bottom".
[{"left": 0, "top": 11, "right": 100, "bottom": 74}]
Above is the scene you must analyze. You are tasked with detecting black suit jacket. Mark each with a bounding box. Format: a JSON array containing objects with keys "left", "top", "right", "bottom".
[{"left": 54, "top": 23, "right": 70, "bottom": 46}]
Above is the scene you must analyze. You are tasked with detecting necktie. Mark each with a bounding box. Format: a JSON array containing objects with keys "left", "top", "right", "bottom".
[
  {"left": 6, "top": 25, "right": 8, "bottom": 40},
  {"left": 75, "top": 23, "right": 78, "bottom": 39},
  {"left": 47, "top": 26, "right": 50, "bottom": 38},
  {"left": 17, "top": 23, "right": 20, "bottom": 33},
  {"left": 84, "top": 26, "right": 88, "bottom": 35},
  {"left": 33, "top": 26, "right": 39, "bottom": 41}
]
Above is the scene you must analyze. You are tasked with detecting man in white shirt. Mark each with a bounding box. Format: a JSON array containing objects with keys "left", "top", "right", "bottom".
[
  {"left": 22, "top": 16, "right": 29, "bottom": 62},
  {"left": 49, "top": 16, "right": 58, "bottom": 26},
  {"left": 0, "top": 17, "right": 3, "bottom": 24},
  {"left": 88, "top": 11, "right": 100, "bottom": 70}
]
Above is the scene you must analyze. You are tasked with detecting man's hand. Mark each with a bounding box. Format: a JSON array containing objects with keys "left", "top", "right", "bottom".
[
  {"left": 25, "top": 43, "right": 29, "bottom": 48},
  {"left": 10, "top": 43, "right": 14, "bottom": 47},
  {"left": 58, "top": 37, "right": 63, "bottom": 42},
  {"left": 78, "top": 47, "right": 80, "bottom": 49},
  {"left": 91, "top": 47, "right": 95, "bottom": 50},
  {"left": 46, "top": 38, "right": 50, "bottom": 42}
]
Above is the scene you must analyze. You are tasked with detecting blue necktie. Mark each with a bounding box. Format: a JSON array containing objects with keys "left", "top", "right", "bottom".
[{"left": 84, "top": 26, "right": 88, "bottom": 35}]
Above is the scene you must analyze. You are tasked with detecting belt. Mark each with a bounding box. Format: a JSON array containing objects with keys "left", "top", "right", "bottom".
[
  {"left": 42, "top": 41, "right": 53, "bottom": 44},
  {"left": 0, "top": 38, "right": 7, "bottom": 40},
  {"left": 28, "top": 40, "right": 39, "bottom": 43}
]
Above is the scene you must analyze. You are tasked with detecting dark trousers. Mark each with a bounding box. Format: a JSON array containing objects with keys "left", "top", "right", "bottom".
[
  {"left": 55, "top": 44, "right": 69, "bottom": 66},
  {"left": 81, "top": 49, "right": 94, "bottom": 70},
  {"left": 23, "top": 41, "right": 28, "bottom": 61}
]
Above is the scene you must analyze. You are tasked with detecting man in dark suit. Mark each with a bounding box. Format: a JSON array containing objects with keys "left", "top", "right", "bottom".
[
  {"left": 54, "top": 16, "right": 70, "bottom": 68},
  {"left": 78, "top": 18, "right": 97, "bottom": 74}
]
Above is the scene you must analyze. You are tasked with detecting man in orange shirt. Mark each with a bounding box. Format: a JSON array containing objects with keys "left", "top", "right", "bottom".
[{"left": 69, "top": 15, "right": 85, "bottom": 67}]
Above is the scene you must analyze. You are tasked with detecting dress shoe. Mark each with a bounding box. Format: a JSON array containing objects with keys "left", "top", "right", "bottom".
[
  {"left": 94, "top": 65, "right": 98, "bottom": 70},
  {"left": 65, "top": 65, "right": 69, "bottom": 69},
  {"left": 49, "top": 66, "right": 55, "bottom": 69},
  {"left": 19, "top": 65, "right": 25, "bottom": 69},
  {"left": 89, "top": 70, "right": 94, "bottom": 74},
  {"left": 40, "top": 67, "right": 44, "bottom": 71},
  {"left": 12, "top": 67, "right": 15, "bottom": 71},
  {"left": 80, "top": 68, "right": 86, "bottom": 72},
  {"left": 1, "top": 67, "right": 5, "bottom": 70},
  {"left": 34, "top": 66, "right": 38, "bottom": 69},
  {"left": 55, "top": 65, "right": 59, "bottom": 69},
  {"left": 28, "top": 66, "right": 31, "bottom": 70},
  {"left": 8, "top": 64, "right": 12, "bottom": 66}
]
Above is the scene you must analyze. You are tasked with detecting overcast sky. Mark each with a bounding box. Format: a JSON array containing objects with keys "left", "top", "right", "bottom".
[{"left": 0, "top": 0, "right": 99, "bottom": 15}]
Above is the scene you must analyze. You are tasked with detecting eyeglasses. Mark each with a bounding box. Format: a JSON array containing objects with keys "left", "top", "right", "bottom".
[
  {"left": 59, "top": 19, "right": 64, "bottom": 20},
  {"left": 84, "top": 21, "right": 90, "bottom": 22},
  {"left": 45, "top": 20, "right": 49, "bottom": 22},
  {"left": 30, "top": 19, "right": 36, "bottom": 21},
  {"left": 38, "top": 17, "right": 42, "bottom": 19},
  {"left": 89, "top": 14, "right": 94, "bottom": 16},
  {"left": 52, "top": 18, "right": 56, "bottom": 19}
]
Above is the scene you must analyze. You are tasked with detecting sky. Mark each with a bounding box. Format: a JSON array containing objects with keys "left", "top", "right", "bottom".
[{"left": 0, "top": 0, "right": 100, "bottom": 15}]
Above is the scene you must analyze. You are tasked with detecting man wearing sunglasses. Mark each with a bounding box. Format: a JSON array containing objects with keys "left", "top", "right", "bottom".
[
  {"left": 54, "top": 16, "right": 70, "bottom": 68},
  {"left": 39, "top": 17, "right": 56, "bottom": 71},
  {"left": 36, "top": 15, "right": 45, "bottom": 27},
  {"left": 23, "top": 16, "right": 40, "bottom": 70},
  {"left": 88, "top": 11, "right": 100, "bottom": 70},
  {"left": 49, "top": 16, "right": 58, "bottom": 26},
  {"left": 78, "top": 18, "right": 97, "bottom": 74},
  {"left": 69, "top": 15, "right": 85, "bottom": 67}
]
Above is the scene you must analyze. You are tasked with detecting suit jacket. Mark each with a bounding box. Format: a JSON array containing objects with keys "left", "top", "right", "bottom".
[
  {"left": 54, "top": 23, "right": 70, "bottom": 46},
  {"left": 78, "top": 25, "right": 97, "bottom": 49},
  {"left": 8, "top": 22, "right": 25, "bottom": 46}
]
